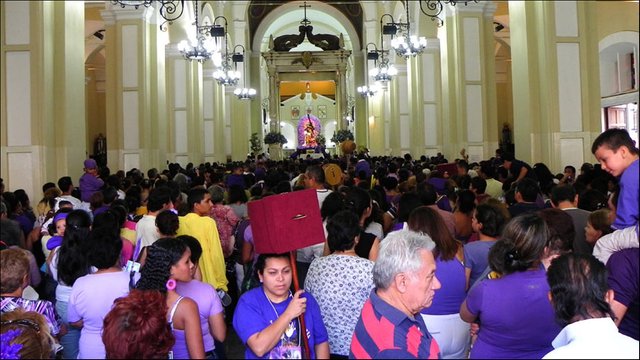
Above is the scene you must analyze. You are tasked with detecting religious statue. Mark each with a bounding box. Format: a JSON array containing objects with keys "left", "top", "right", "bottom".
[
  {"left": 304, "top": 120, "right": 317, "bottom": 147},
  {"left": 93, "top": 133, "right": 107, "bottom": 167},
  {"left": 297, "top": 107, "right": 321, "bottom": 149}
]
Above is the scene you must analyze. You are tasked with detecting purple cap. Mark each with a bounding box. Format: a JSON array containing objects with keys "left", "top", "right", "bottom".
[
  {"left": 53, "top": 212, "right": 69, "bottom": 224},
  {"left": 84, "top": 159, "right": 97, "bottom": 169}
]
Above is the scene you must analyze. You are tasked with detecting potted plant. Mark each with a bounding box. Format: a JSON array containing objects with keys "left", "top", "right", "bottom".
[
  {"left": 264, "top": 131, "right": 288, "bottom": 145},
  {"left": 330, "top": 129, "right": 354, "bottom": 144},
  {"left": 264, "top": 131, "right": 287, "bottom": 160}
]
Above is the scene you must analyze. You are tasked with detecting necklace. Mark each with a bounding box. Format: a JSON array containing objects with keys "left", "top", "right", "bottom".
[{"left": 263, "top": 288, "right": 299, "bottom": 342}]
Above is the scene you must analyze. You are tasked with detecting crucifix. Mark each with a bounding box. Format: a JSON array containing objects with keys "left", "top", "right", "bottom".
[{"left": 299, "top": 0, "right": 311, "bottom": 26}]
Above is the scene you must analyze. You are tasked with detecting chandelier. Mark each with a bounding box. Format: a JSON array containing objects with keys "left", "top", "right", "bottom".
[
  {"left": 370, "top": 59, "right": 398, "bottom": 82},
  {"left": 365, "top": 42, "right": 397, "bottom": 83},
  {"left": 177, "top": 1, "right": 215, "bottom": 62},
  {"left": 232, "top": 45, "right": 257, "bottom": 100},
  {"left": 382, "top": 6, "right": 427, "bottom": 58},
  {"left": 419, "top": 0, "right": 478, "bottom": 26},
  {"left": 357, "top": 84, "right": 379, "bottom": 98},
  {"left": 213, "top": 60, "right": 241, "bottom": 86},
  {"left": 208, "top": 17, "right": 241, "bottom": 86}
]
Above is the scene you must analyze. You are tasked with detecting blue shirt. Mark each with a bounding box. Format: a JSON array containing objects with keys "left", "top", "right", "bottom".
[
  {"left": 350, "top": 290, "right": 440, "bottom": 359},
  {"left": 232, "top": 287, "right": 328, "bottom": 359},
  {"left": 464, "top": 240, "right": 497, "bottom": 287},
  {"left": 422, "top": 255, "right": 466, "bottom": 315}
]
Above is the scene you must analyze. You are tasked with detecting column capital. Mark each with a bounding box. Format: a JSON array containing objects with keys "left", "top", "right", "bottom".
[{"left": 101, "top": 5, "right": 152, "bottom": 26}]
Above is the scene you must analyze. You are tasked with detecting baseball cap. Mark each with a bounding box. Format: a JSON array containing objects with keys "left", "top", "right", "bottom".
[{"left": 84, "top": 159, "right": 97, "bottom": 169}]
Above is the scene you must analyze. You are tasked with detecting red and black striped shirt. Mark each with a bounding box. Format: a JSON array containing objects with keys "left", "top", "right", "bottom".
[{"left": 350, "top": 290, "right": 440, "bottom": 359}]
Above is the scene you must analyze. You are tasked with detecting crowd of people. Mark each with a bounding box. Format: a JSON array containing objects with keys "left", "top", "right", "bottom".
[{"left": 0, "top": 128, "right": 638, "bottom": 359}]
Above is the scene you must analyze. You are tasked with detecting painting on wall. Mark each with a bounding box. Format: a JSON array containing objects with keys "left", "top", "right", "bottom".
[
  {"left": 291, "top": 105, "right": 300, "bottom": 119},
  {"left": 317, "top": 105, "right": 327, "bottom": 119}
]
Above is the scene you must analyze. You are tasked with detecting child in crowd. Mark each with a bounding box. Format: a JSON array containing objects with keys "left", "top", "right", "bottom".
[
  {"left": 591, "top": 128, "right": 639, "bottom": 230},
  {"left": 584, "top": 208, "right": 613, "bottom": 246}
]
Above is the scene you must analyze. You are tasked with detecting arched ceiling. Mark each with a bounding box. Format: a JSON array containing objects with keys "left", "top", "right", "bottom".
[{"left": 248, "top": 0, "right": 363, "bottom": 52}]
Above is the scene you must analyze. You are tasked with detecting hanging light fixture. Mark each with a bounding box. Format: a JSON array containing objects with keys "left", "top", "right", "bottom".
[
  {"left": 177, "top": 1, "right": 216, "bottom": 62},
  {"left": 110, "top": 0, "right": 185, "bottom": 31},
  {"left": 419, "top": 0, "right": 478, "bottom": 26},
  {"left": 213, "top": 53, "right": 241, "bottom": 86},
  {"left": 357, "top": 84, "right": 380, "bottom": 98},
  {"left": 208, "top": 16, "right": 240, "bottom": 86},
  {"left": 232, "top": 45, "right": 256, "bottom": 100},
  {"left": 382, "top": 7, "right": 427, "bottom": 58},
  {"left": 370, "top": 59, "right": 398, "bottom": 82},
  {"left": 368, "top": 22, "right": 398, "bottom": 83}
]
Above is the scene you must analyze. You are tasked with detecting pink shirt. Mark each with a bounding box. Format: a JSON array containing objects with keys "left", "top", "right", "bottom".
[{"left": 209, "top": 204, "right": 240, "bottom": 257}]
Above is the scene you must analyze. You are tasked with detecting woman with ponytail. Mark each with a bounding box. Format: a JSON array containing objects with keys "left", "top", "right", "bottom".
[
  {"left": 47, "top": 209, "right": 91, "bottom": 359},
  {"left": 136, "top": 237, "right": 205, "bottom": 359},
  {"left": 460, "top": 213, "right": 562, "bottom": 359}
]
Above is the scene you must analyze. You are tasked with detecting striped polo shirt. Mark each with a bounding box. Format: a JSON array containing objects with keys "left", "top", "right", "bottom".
[{"left": 350, "top": 290, "right": 440, "bottom": 359}]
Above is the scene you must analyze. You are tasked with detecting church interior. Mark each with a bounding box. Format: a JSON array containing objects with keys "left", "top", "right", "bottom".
[{"left": 0, "top": 0, "right": 638, "bottom": 200}]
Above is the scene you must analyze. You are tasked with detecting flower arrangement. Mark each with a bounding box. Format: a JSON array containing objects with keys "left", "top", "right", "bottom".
[
  {"left": 331, "top": 129, "right": 354, "bottom": 143},
  {"left": 316, "top": 134, "right": 326, "bottom": 147},
  {"left": 249, "top": 133, "right": 263, "bottom": 154},
  {"left": 264, "top": 131, "right": 288, "bottom": 145}
]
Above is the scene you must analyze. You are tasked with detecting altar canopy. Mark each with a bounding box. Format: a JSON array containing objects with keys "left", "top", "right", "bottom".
[{"left": 297, "top": 111, "right": 321, "bottom": 148}]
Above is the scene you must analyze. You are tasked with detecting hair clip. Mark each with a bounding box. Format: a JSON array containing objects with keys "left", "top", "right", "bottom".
[
  {"left": 505, "top": 249, "right": 520, "bottom": 262},
  {"left": 0, "top": 319, "right": 40, "bottom": 332}
]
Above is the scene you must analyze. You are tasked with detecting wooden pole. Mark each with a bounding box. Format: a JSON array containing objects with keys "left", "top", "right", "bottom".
[{"left": 289, "top": 251, "right": 311, "bottom": 359}]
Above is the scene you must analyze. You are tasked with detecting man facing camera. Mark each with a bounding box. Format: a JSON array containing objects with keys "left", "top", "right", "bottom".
[{"left": 350, "top": 230, "right": 441, "bottom": 359}]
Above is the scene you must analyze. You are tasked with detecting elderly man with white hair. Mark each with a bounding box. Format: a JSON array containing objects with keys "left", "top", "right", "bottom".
[{"left": 350, "top": 230, "right": 442, "bottom": 359}]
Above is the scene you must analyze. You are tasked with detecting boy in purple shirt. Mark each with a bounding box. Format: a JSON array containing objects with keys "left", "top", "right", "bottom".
[
  {"left": 606, "top": 247, "right": 639, "bottom": 340},
  {"left": 78, "top": 159, "right": 104, "bottom": 203},
  {"left": 592, "top": 128, "right": 639, "bottom": 229}
]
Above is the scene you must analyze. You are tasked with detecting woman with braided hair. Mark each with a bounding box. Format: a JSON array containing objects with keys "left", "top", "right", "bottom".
[
  {"left": 136, "top": 237, "right": 205, "bottom": 359},
  {"left": 460, "top": 213, "right": 562, "bottom": 358}
]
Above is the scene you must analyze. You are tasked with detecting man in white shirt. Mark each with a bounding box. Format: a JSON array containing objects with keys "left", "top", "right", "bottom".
[
  {"left": 134, "top": 186, "right": 174, "bottom": 263},
  {"left": 543, "top": 253, "right": 638, "bottom": 359},
  {"left": 54, "top": 176, "right": 89, "bottom": 212}
]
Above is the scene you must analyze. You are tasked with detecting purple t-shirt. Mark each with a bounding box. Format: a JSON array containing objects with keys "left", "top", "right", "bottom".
[
  {"left": 613, "top": 159, "right": 639, "bottom": 230},
  {"left": 607, "top": 247, "right": 639, "bottom": 340},
  {"left": 67, "top": 271, "right": 130, "bottom": 359},
  {"left": 176, "top": 280, "right": 223, "bottom": 354},
  {"left": 463, "top": 240, "right": 496, "bottom": 287},
  {"left": 465, "top": 268, "right": 561, "bottom": 359},
  {"left": 422, "top": 255, "right": 466, "bottom": 315},
  {"left": 232, "top": 287, "right": 328, "bottom": 359},
  {"left": 79, "top": 173, "right": 104, "bottom": 202}
]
